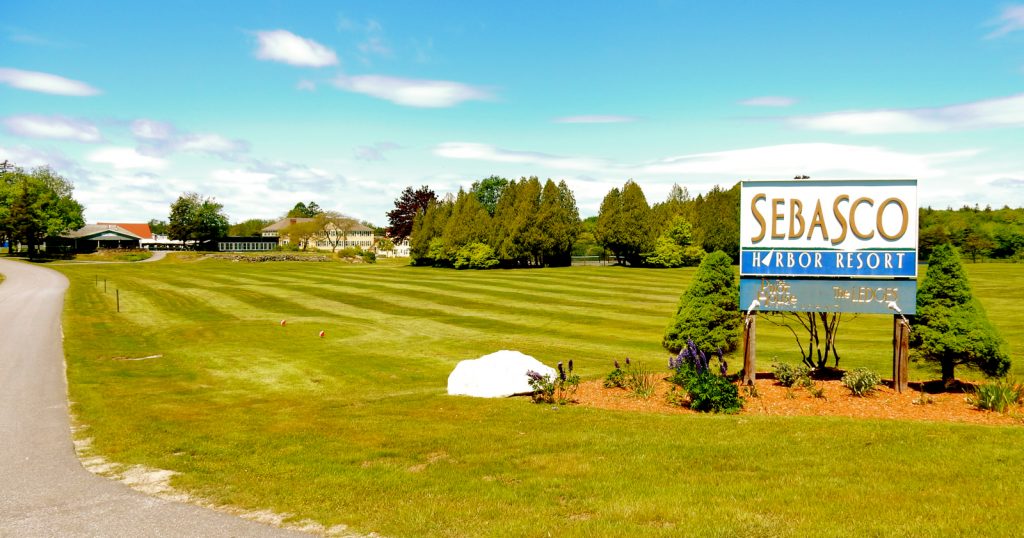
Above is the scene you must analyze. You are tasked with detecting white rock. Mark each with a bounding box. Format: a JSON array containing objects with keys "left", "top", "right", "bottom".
[{"left": 447, "top": 350, "right": 556, "bottom": 398}]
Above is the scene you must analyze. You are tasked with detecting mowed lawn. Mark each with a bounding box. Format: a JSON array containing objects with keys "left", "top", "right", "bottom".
[{"left": 52, "top": 256, "right": 1024, "bottom": 537}]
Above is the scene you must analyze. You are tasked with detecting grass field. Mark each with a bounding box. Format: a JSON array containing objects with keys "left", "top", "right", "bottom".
[{"left": 41, "top": 256, "right": 1024, "bottom": 536}]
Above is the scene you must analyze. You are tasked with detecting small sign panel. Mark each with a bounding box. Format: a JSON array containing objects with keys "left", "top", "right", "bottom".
[
  {"left": 740, "top": 278, "right": 917, "bottom": 315},
  {"left": 740, "top": 179, "right": 918, "bottom": 278},
  {"left": 740, "top": 249, "right": 915, "bottom": 278}
]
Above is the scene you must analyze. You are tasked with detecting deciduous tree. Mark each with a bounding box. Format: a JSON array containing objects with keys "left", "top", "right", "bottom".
[
  {"left": 168, "top": 192, "right": 229, "bottom": 248},
  {"left": 229, "top": 218, "right": 274, "bottom": 237},
  {"left": 387, "top": 185, "right": 436, "bottom": 240},
  {"left": 470, "top": 175, "right": 509, "bottom": 217},
  {"left": 286, "top": 201, "right": 323, "bottom": 218},
  {"left": 316, "top": 211, "right": 359, "bottom": 252},
  {"left": 0, "top": 165, "right": 85, "bottom": 257}
]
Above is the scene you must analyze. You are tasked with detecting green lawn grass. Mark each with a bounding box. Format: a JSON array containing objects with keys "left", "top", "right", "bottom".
[
  {"left": 72, "top": 249, "right": 153, "bottom": 262},
  {"left": 47, "top": 256, "right": 1024, "bottom": 536}
]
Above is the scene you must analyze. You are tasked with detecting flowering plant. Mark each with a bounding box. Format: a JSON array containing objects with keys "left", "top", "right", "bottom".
[
  {"left": 526, "top": 360, "right": 579, "bottom": 404},
  {"left": 666, "top": 340, "right": 742, "bottom": 413}
]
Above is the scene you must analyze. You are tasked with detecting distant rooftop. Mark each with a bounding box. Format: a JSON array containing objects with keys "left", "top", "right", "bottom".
[
  {"left": 97, "top": 222, "right": 152, "bottom": 239},
  {"left": 262, "top": 217, "right": 372, "bottom": 232}
]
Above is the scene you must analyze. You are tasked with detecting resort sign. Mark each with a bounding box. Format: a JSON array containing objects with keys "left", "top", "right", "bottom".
[
  {"left": 739, "top": 179, "right": 918, "bottom": 315},
  {"left": 740, "top": 179, "right": 918, "bottom": 278}
]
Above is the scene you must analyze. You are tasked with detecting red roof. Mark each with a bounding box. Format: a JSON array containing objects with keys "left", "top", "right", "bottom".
[{"left": 97, "top": 222, "right": 152, "bottom": 239}]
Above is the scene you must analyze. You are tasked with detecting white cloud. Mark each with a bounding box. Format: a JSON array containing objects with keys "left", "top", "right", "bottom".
[
  {"left": 88, "top": 146, "right": 167, "bottom": 170},
  {"left": 554, "top": 115, "right": 638, "bottom": 124},
  {"left": 3, "top": 115, "right": 101, "bottom": 142},
  {"left": 129, "top": 120, "right": 249, "bottom": 159},
  {"left": 0, "top": 67, "right": 100, "bottom": 96},
  {"left": 640, "top": 143, "right": 977, "bottom": 179},
  {"left": 434, "top": 142, "right": 608, "bottom": 171},
  {"left": 131, "top": 119, "right": 175, "bottom": 140},
  {"left": 790, "top": 93, "right": 1024, "bottom": 134},
  {"left": 739, "top": 96, "right": 797, "bottom": 107},
  {"left": 435, "top": 141, "right": 978, "bottom": 181},
  {"left": 253, "top": 30, "right": 338, "bottom": 67},
  {"left": 990, "top": 177, "right": 1024, "bottom": 188},
  {"left": 332, "top": 74, "right": 492, "bottom": 107},
  {"left": 354, "top": 142, "right": 401, "bottom": 161},
  {"left": 986, "top": 5, "right": 1024, "bottom": 38},
  {"left": 0, "top": 144, "right": 78, "bottom": 170},
  {"left": 176, "top": 133, "right": 249, "bottom": 155},
  {"left": 296, "top": 79, "right": 317, "bottom": 91},
  {"left": 211, "top": 168, "right": 275, "bottom": 185}
]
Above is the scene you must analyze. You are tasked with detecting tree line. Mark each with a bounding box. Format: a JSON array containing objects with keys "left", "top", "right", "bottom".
[
  {"left": 593, "top": 180, "right": 740, "bottom": 267},
  {"left": 919, "top": 204, "right": 1024, "bottom": 262},
  {"left": 407, "top": 176, "right": 580, "bottom": 268}
]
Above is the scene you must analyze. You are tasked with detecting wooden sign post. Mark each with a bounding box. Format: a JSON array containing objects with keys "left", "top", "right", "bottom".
[
  {"left": 892, "top": 316, "right": 909, "bottom": 393},
  {"left": 742, "top": 315, "right": 756, "bottom": 385}
]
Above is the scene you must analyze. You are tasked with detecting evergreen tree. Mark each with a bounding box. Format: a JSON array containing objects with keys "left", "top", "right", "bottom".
[
  {"left": 663, "top": 250, "right": 741, "bottom": 353},
  {"left": 691, "top": 184, "right": 740, "bottom": 261},
  {"left": 651, "top": 183, "right": 690, "bottom": 236},
  {"left": 616, "top": 180, "right": 655, "bottom": 265},
  {"left": 911, "top": 244, "right": 1010, "bottom": 384},
  {"left": 409, "top": 199, "right": 451, "bottom": 265},
  {"left": 491, "top": 179, "right": 521, "bottom": 263},
  {"left": 552, "top": 180, "right": 581, "bottom": 266},
  {"left": 507, "top": 177, "right": 542, "bottom": 266},
  {"left": 442, "top": 189, "right": 491, "bottom": 260},
  {"left": 534, "top": 180, "right": 562, "bottom": 264},
  {"left": 595, "top": 187, "right": 623, "bottom": 263}
]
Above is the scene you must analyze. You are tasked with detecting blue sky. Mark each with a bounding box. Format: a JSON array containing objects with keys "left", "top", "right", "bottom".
[{"left": 2, "top": 1, "right": 1023, "bottom": 225}]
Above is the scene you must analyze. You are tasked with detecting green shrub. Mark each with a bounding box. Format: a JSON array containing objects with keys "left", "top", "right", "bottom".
[
  {"left": 841, "top": 367, "right": 881, "bottom": 396},
  {"left": 663, "top": 251, "right": 741, "bottom": 354},
  {"left": 603, "top": 361, "right": 626, "bottom": 388},
  {"left": 912, "top": 244, "right": 1011, "bottom": 383},
  {"left": 773, "top": 362, "right": 811, "bottom": 388},
  {"left": 644, "top": 236, "right": 685, "bottom": 267},
  {"left": 686, "top": 372, "right": 742, "bottom": 413},
  {"left": 360, "top": 250, "right": 377, "bottom": 264},
  {"left": 968, "top": 379, "right": 1024, "bottom": 413},
  {"left": 335, "top": 246, "right": 361, "bottom": 258},
  {"left": 452, "top": 242, "right": 499, "bottom": 269}
]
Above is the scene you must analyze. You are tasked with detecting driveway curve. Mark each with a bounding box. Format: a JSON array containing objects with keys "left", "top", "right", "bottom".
[{"left": 0, "top": 259, "right": 302, "bottom": 537}]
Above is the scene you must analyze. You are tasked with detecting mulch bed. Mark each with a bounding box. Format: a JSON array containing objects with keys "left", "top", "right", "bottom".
[{"left": 573, "top": 376, "right": 1023, "bottom": 426}]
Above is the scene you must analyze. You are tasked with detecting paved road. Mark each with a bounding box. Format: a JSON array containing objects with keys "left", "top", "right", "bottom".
[{"left": 0, "top": 259, "right": 303, "bottom": 537}]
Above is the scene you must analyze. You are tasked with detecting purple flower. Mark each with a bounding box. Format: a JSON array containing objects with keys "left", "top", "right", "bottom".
[
  {"left": 625, "top": 357, "right": 631, "bottom": 366},
  {"left": 568, "top": 359, "right": 574, "bottom": 373},
  {"left": 558, "top": 362, "right": 566, "bottom": 381},
  {"left": 720, "top": 360, "right": 728, "bottom": 376},
  {"left": 614, "top": 360, "right": 620, "bottom": 370}
]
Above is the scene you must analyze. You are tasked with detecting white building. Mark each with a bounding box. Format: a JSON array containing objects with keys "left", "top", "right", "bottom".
[{"left": 261, "top": 217, "right": 374, "bottom": 250}]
